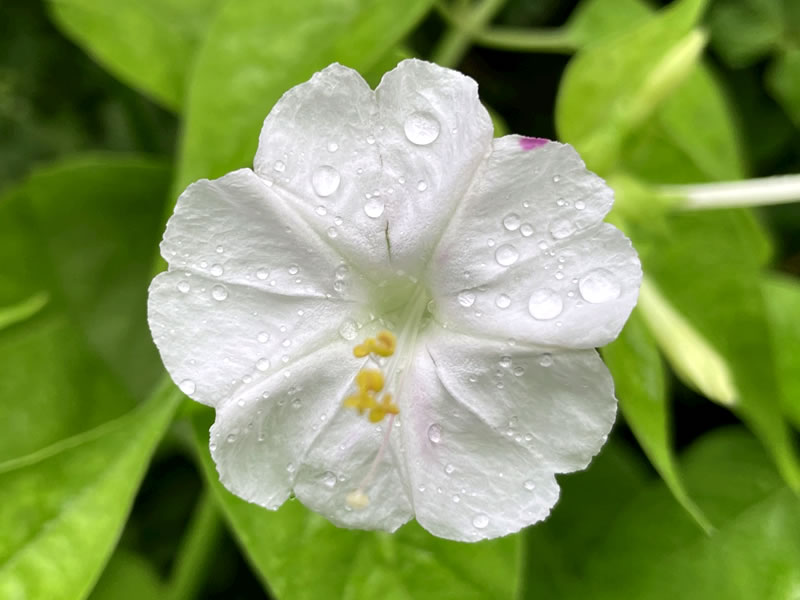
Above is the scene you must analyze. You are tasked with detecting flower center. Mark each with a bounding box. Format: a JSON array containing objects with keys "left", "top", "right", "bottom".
[{"left": 342, "top": 286, "right": 429, "bottom": 509}]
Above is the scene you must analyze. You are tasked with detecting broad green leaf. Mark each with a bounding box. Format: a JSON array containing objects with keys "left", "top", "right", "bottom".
[
  {"left": 0, "top": 156, "right": 170, "bottom": 461},
  {"left": 519, "top": 440, "right": 649, "bottom": 599},
  {"left": 631, "top": 210, "right": 800, "bottom": 491},
  {"left": 602, "top": 311, "right": 710, "bottom": 531},
  {"left": 707, "top": 0, "right": 787, "bottom": 67},
  {"left": 89, "top": 549, "right": 164, "bottom": 600},
  {"left": 176, "top": 0, "right": 434, "bottom": 191},
  {"left": 0, "top": 293, "right": 48, "bottom": 332},
  {"left": 0, "top": 380, "right": 181, "bottom": 600},
  {"left": 191, "top": 411, "right": 518, "bottom": 600},
  {"left": 763, "top": 274, "right": 800, "bottom": 428},
  {"left": 47, "top": 0, "right": 222, "bottom": 110},
  {"left": 555, "top": 0, "right": 707, "bottom": 172},
  {"left": 766, "top": 47, "right": 800, "bottom": 127},
  {"left": 566, "top": 0, "right": 651, "bottom": 46},
  {"left": 524, "top": 428, "right": 800, "bottom": 599}
]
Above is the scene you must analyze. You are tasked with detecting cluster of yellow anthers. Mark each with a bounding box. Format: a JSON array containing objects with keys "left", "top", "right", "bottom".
[{"left": 344, "top": 330, "right": 400, "bottom": 423}]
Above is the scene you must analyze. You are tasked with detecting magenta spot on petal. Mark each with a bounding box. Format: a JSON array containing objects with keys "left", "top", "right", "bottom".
[{"left": 519, "top": 136, "right": 549, "bottom": 151}]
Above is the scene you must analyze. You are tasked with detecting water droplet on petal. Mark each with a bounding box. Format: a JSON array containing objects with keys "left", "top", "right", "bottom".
[
  {"left": 549, "top": 217, "right": 576, "bottom": 240},
  {"left": 256, "top": 358, "right": 270, "bottom": 371},
  {"left": 256, "top": 268, "right": 269, "bottom": 280},
  {"left": 495, "top": 244, "right": 519, "bottom": 267},
  {"left": 211, "top": 285, "right": 228, "bottom": 301},
  {"left": 513, "top": 366, "right": 525, "bottom": 376},
  {"left": 552, "top": 174, "right": 561, "bottom": 183},
  {"left": 524, "top": 480, "right": 536, "bottom": 491},
  {"left": 528, "top": 288, "right": 563, "bottom": 320},
  {"left": 226, "top": 433, "right": 237, "bottom": 444},
  {"left": 520, "top": 223, "right": 534, "bottom": 237},
  {"left": 575, "top": 200, "right": 586, "bottom": 210},
  {"left": 538, "top": 353, "right": 553, "bottom": 367},
  {"left": 338, "top": 319, "right": 358, "bottom": 341},
  {"left": 417, "top": 180, "right": 428, "bottom": 192},
  {"left": 499, "top": 355, "right": 512, "bottom": 368},
  {"left": 179, "top": 379, "right": 196, "bottom": 394},
  {"left": 457, "top": 290, "right": 476, "bottom": 307},
  {"left": 366, "top": 135, "right": 376, "bottom": 145},
  {"left": 444, "top": 464, "right": 455, "bottom": 475},
  {"left": 177, "top": 280, "right": 190, "bottom": 293},
  {"left": 579, "top": 268, "right": 621, "bottom": 303},
  {"left": 473, "top": 514, "right": 489, "bottom": 529},
  {"left": 404, "top": 111, "right": 440, "bottom": 145},
  {"left": 364, "top": 197, "right": 384, "bottom": 218},
  {"left": 316, "top": 205, "right": 327, "bottom": 216},
  {"left": 495, "top": 294, "right": 511, "bottom": 309},
  {"left": 428, "top": 424, "right": 442, "bottom": 443},
  {"left": 273, "top": 160, "right": 286, "bottom": 173},
  {"left": 286, "top": 462, "right": 295, "bottom": 473},
  {"left": 322, "top": 471, "right": 337, "bottom": 487},
  {"left": 210, "top": 264, "right": 224, "bottom": 277},
  {"left": 257, "top": 332, "right": 270, "bottom": 343},
  {"left": 327, "top": 226, "right": 338, "bottom": 238},
  {"left": 311, "top": 165, "right": 340, "bottom": 197},
  {"left": 288, "top": 264, "right": 299, "bottom": 275},
  {"left": 327, "top": 142, "right": 339, "bottom": 152},
  {"left": 503, "top": 213, "right": 521, "bottom": 231}
]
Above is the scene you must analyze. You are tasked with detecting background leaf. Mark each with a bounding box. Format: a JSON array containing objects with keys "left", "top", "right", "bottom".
[{"left": 0, "top": 380, "right": 181, "bottom": 600}]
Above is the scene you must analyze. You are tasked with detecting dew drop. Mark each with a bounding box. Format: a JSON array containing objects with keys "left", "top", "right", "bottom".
[
  {"left": 473, "top": 514, "right": 489, "bottom": 529},
  {"left": 210, "top": 263, "right": 224, "bottom": 277},
  {"left": 549, "top": 217, "right": 576, "bottom": 240},
  {"left": 334, "top": 216, "right": 343, "bottom": 226},
  {"left": 311, "top": 165, "right": 340, "bottom": 197},
  {"left": 179, "top": 379, "right": 196, "bottom": 394},
  {"left": 226, "top": 433, "right": 237, "bottom": 444},
  {"left": 286, "top": 462, "right": 295, "bottom": 473},
  {"left": 256, "top": 358, "right": 270, "bottom": 371},
  {"left": 538, "top": 353, "right": 553, "bottom": 367},
  {"left": 288, "top": 264, "right": 299, "bottom": 275},
  {"left": 258, "top": 332, "right": 270, "bottom": 343},
  {"left": 327, "top": 226, "right": 338, "bottom": 238},
  {"left": 215, "top": 245, "right": 224, "bottom": 254},
  {"left": 579, "top": 268, "right": 621, "bottom": 303},
  {"left": 364, "top": 197, "right": 384, "bottom": 218},
  {"left": 327, "top": 141, "right": 339, "bottom": 152},
  {"left": 513, "top": 366, "right": 525, "bottom": 376},
  {"left": 503, "top": 213, "right": 521, "bottom": 231},
  {"left": 457, "top": 290, "right": 476, "bottom": 308},
  {"left": 177, "top": 280, "right": 190, "bottom": 293},
  {"left": 552, "top": 174, "right": 561, "bottom": 183},
  {"left": 338, "top": 318, "right": 358, "bottom": 341},
  {"left": 211, "top": 285, "right": 228, "bottom": 301},
  {"left": 528, "top": 289, "right": 563, "bottom": 320},
  {"left": 575, "top": 200, "right": 586, "bottom": 210},
  {"left": 520, "top": 223, "right": 534, "bottom": 237},
  {"left": 366, "top": 135, "right": 376, "bottom": 145},
  {"left": 403, "top": 111, "right": 440, "bottom": 145},
  {"left": 499, "top": 355, "right": 512, "bottom": 368},
  {"left": 444, "top": 464, "right": 455, "bottom": 475},
  {"left": 417, "top": 180, "right": 428, "bottom": 192},
  {"left": 495, "top": 294, "right": 511, "bottom": 309},
  {"left": 495, "top": 244, "right": 519, "bottom": 267},
  {"left": 427, "top": 424, "right": 442, "bottom": 444},
  {"left": 453, "top": 494, "right": 461, "bottom": 503},
  {"left": 291, "top": 398, "right": 301, "bottom": 409},
  {"left": 273, "top": 160, "right": 286, "bottom": 173},
  {"left": 322, "top": 471, "right": 337, "bottom": 488},
  {"left": 256, "top": 268, "right": 269, "bottom": 280},
  {"left": 524, "top": 480, "right": 536, "bottom": 491}
]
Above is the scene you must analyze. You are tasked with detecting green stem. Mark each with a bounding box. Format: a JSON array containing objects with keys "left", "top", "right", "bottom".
[
  {"left": 664, "top": 173, "right": 800, "bottom": 210},
  {"left": 164, "top": 490, "right": 225, "bottom": 600},
  {"left": 431, "top": 0, "right": 510, "bottom": 67},
  {"left": 473, "top": 26, "right": 577, "bottom": 53}
]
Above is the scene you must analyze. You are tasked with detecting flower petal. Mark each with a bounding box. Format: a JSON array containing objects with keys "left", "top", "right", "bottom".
[
  {"left": 374, "top": 59, "right": 494, "bottom": 273},
  {"left": 429, "top": 136, "right": 641, "bottom": 349},
  {"left": 400, "top": 326, "right": 617, "bottom": 541},
  {"left": 148, "top": 168, "right": 370, "bottom": 407},
  {"left": 253, "top": 60, "right": 493, "bottom": 278}
]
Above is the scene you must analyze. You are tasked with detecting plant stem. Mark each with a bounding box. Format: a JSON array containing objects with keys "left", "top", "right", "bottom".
[
  {"left": 431, "top": 0, "right": 510, "bottom": 67},
  {"left": 665, "top": 173, "right": 800, "bottom": 210},
  {"left": 164, "top": 490, "right": 225, "bottom": 600},
  {"left": 473, "top": 26, "right": 577, "bottom": 53}
]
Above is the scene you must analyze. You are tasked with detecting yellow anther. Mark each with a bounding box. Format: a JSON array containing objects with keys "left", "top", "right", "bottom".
[
  {"left": 355, "top": 369, "right": 384, "bottom": 393},
  {"left": 344, "top": 392, "right": 376, "bottom": 415},
  {"left": 373, "top": 330, "right": 396, "bottom": 357},
  {"left": 346, "top": 489, "right": 370, "bottom": 509},
  {"left": 353, "top": 344, "right": 370, "bottom": 358},
  {"left": 367, "top": 393, "right": 399, "bottom": 423}
]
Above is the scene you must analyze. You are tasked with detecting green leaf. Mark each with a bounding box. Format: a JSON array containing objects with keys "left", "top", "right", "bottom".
[
  {"left": 707, "top": 0, "right": 785, "bottom": 67},
  {"left": 763, "top": 274, "right": 800, "bottom": 429},
  {"left": 0, "top": 293, "right": 49, "bottom": 332},
  {"left": 0, "top": 379, "right": 181, "bottom": 600},
  {"left": 523, "top": 428, "right": 800, "bottom": 599},
  {"left": 47, "top": 0, "right": 222, "bottom": 110},
  {"left": 0, "top": 155, "right": 170, "bottom": 461},
  {"left": 191, "top": 410, "right": 518, "bottom": 600},
  {"left": 89, "top": 549, "right": 164, "bottom": 600},
  {"left": 631, "top": 210, "right": 800, "bottom": 492},
  {"left": 555, "top": 0, "right": 708, "bottom": 173},
  {"left": 602, "top": 311, "right": 711, "bottom": 532},
  {"left": 566, "top": 0, "right": 651, "bottom": 47},
  {"left": 176, "top": 0, "right": 434, "bottom": 192},
  {"left": 766, "top": 47, "right": 800, "bottom": 128}
]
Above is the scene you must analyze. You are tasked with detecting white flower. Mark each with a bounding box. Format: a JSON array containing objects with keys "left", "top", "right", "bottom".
[{"left": 148, "top": 59, "right": 642, "bottom": 542}]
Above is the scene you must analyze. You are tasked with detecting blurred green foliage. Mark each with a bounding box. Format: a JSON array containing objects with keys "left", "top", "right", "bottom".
[{"left": 1, "top": 0, "right": 800, "bottom": 598}]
